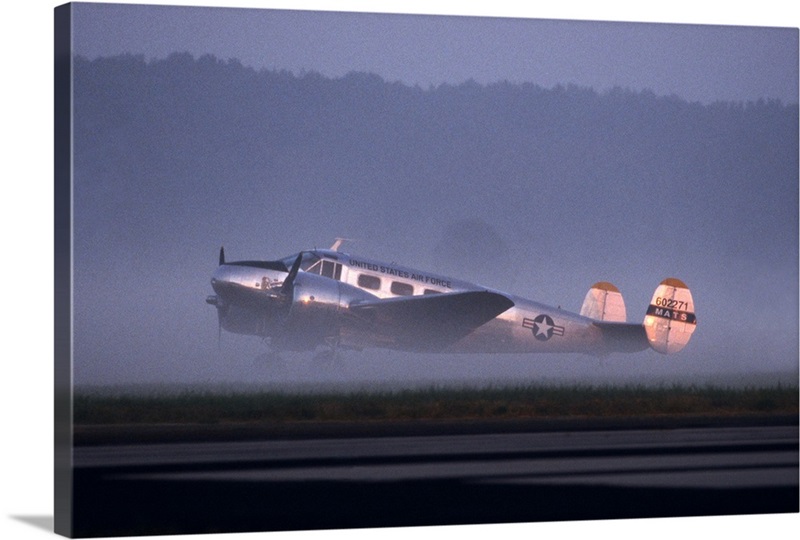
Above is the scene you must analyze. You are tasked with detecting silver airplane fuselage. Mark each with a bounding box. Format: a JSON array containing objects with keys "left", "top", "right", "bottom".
[{"left": 206, "top": 247, "right": 684, "bottom": 356}]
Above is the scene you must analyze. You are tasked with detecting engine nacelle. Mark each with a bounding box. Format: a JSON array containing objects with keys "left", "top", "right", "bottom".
[{"left": 280, "top": 272, "right": 376, "bottom": 350}]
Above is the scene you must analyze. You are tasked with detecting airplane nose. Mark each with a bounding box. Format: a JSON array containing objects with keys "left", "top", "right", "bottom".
[
  {"left": 209, "top": 263, "right": 271, "bottom": 306},
  {"left": 210, "top": 265, "right": 235, "bottom": 296}
]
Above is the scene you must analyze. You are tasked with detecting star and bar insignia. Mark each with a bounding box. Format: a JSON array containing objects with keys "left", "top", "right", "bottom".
[{"left": 522, "top": 314, "right": 565, "bottom": 341}]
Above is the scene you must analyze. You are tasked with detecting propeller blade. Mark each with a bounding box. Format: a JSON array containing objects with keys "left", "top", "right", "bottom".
[
  {"left": 218, "top": 313, "right": 222, "bottom": 350},
  {"left": 280, "top": 252, "right": 304, "bottom": 296},
  {"left": 214, "top": 302, "right": 228, "bottom": 351},
  {"left": 219, "top": 246, "right": 226, "bottom": 266}
]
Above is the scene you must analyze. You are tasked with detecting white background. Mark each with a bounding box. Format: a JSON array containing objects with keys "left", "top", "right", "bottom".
[{"left": 1, "top": 1, "right": 797, "bottom": 539}]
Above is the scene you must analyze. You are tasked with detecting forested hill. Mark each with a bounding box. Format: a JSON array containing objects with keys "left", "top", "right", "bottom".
[{"left": 73, "top": 52, "right": 797, "bottom": 283}]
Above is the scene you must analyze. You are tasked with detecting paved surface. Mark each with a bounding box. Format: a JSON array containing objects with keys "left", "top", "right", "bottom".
[{"left": 70, "top": 424, "right": 798, "bottom": 536}]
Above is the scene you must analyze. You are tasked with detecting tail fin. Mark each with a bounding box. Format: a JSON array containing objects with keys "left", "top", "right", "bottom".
[
  {"left": 581, "top": 281, "right": 627, "bottom": 322},
  {"left": 643, "top": 278, "right": 697, "bottom": 354}
]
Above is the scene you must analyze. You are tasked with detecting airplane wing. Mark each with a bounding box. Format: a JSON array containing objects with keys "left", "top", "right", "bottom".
[{"left": 348, "top": 291, "right": 515, "bottom": 351}]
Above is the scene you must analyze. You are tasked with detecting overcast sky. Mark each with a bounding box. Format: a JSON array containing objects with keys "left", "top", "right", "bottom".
[{"left": 71, "top": 1, "right": 798, "bottom": 104}]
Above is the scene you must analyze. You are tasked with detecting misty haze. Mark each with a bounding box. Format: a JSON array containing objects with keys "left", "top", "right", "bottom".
[{"left": 71, "top": 52, "right": 798, "bottom": 390}]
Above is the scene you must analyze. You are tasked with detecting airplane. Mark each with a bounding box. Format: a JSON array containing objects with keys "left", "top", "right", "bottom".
[{"left": 206, "top": 240, "right": 697, "bottom": 359}]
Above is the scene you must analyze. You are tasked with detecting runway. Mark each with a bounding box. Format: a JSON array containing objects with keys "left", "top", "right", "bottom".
[{"left": 71, "top": 424, "right": 798, "bottom": 536}]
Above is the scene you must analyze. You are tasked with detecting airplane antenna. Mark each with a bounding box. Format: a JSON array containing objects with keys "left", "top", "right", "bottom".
[{"left": 331, "top": 237, "right": 355, "bottom": 251}]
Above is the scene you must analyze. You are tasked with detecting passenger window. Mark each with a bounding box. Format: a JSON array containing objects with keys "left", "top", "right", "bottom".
[
  {"left": 423, "top": 289, "right": 442, "bottom": 295},
  {"left": 391, "top": 281, "right": 414, "bottom": 296},
  {"left": 358, "top": 274, "right": 381, "bottom": 290}
]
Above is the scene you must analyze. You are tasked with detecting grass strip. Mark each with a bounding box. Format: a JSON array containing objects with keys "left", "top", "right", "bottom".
[{"left": 73, "top": 384, "right": 799, "bottom": 425}]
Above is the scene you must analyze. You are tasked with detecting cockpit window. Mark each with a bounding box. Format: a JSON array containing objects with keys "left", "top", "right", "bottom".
[
  {"left": 281, "top": 253, "right": 343, "bottom": 281},
  {"left": 321, "top": 260, "right": 341, "bottom": 279},
  {"left": 306, "top": 259, "right": 322, "bottom": 275},
  {"left": 280, "top": 252, "right": 321, "bottom": 272}
]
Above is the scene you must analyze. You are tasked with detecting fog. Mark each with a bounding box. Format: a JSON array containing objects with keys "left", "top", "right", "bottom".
[{"left": 68, "top": 11, "right": 798, "bottom": 390}]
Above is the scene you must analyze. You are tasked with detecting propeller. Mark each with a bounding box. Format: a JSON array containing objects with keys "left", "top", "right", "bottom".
[
  {"left": 217, "top": 312, "right": 222, "bottom": 350},
  {"left": 280, "top": 252, "right": 304, "bottom": 297},
  {"left": 209, "top": 248, "right": 304, "bottom": 351},
  {"left": 206, "top": 294, "right": 226, "bottom": 350},
  {"left": 212, "top": 246, "right": 226, "bottom": 349}
]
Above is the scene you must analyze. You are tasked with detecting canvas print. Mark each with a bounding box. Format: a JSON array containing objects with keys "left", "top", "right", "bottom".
[{"left": 54, "top": 2, "right": 799, "bottom": 537}]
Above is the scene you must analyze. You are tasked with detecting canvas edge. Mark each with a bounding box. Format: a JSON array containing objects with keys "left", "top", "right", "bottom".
[{"left": 54, "top": 2, "right": 73, "bottom": 537}]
